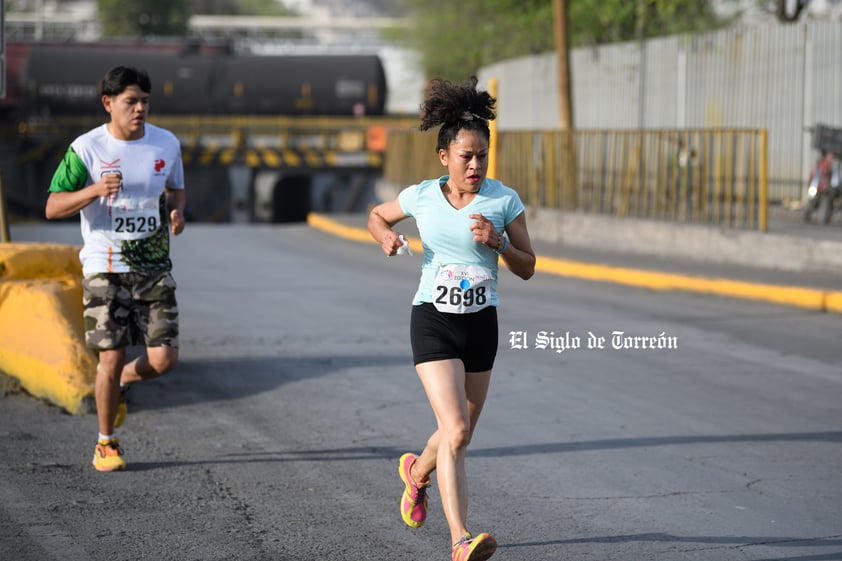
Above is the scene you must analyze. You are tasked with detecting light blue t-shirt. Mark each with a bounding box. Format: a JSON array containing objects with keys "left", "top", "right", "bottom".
[{"left": 398, "top": 176, "right": 525, "bottom": 306}]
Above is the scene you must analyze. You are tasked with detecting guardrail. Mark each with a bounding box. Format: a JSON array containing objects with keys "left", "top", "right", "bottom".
[
  {"left": 4, "top": 118, "right": 768, "bottom": 230},
  {"left": 383, "top": 128, "right": 769, "bottom": 231},
  {"left": 12, "top": 115, "right": 417, "bottom": 169}
]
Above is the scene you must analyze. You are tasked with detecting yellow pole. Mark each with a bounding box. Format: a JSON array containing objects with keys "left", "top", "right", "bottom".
[
  {"left": 0, "top": 167, "right": 11, "bottom": 243},
  {"left": 488, "top": 77, "right": 499, "bottom": 180},
  {"left": 759, "top": 129, "right": 768, "bottom": 232}
]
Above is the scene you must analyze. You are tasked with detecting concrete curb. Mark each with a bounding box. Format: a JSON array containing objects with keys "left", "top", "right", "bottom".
[
  {"left": 0, "top": 244, "right": 96, "bottom": 415},
  {"left": 527, "top": 207, "right": 842, "bottom": 275},
  {"left": 306, "top": 213, "right": 842, "bottom": 314}
]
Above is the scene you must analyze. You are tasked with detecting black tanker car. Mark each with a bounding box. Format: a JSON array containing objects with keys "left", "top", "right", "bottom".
[{"left": 7, "top": 42, "right": 388, "bottom": 117}]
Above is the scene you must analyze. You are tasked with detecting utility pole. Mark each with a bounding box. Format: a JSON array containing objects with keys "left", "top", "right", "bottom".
[
  {"left": 636, "top": 0, "right": 647, "bottom": 130},
  {"left": 553, "top": 0, "right": 573, "bottom": 130},
  {"left": 0, "top": 0, "right": 8, "bottom": 242},
  {"left": 1, "top": 0, "right": 5, "bottom": 100},
  {"left": 553, "top": 0, "right": 577, "bottom": 208}
]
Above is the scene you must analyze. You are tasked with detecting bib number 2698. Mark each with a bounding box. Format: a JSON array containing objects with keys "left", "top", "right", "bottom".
[
  {"left": 433, "top": 264, "right": 493, "bottom": 314},
  {"left": 435, "top": 284, "right": 487, "bottom": 308}
]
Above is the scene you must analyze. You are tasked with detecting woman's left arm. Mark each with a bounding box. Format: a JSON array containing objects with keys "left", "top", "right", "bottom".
[
  {"left": 470, "top": 211, "right": 535, "bottom": 280},
  {"left": 501, "top": 212, "right": 535, "bottom": 280}
]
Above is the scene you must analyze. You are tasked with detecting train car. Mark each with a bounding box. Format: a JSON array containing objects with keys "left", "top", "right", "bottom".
[
  {"left": 1, "top": 41, "right": 199, "bottom": 117},
  {"left": 213, "top": 54, "right": 386, "bottom": 116},
  {"left": 3, "top": 41, "right": 394, "bottom": 225},
  {"left": 0, "top": 43, "right": 34, "bottom": 116},
  {"left": 21, "top": 45, "right": 217, "bottom": 115},
  {"left": 13, "top": 42, "right": 387, "bottom": 117}
]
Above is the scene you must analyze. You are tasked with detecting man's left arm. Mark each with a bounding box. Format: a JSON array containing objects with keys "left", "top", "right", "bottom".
[{"left": 166, "top": 187, "right": 186, "bottom": 235}]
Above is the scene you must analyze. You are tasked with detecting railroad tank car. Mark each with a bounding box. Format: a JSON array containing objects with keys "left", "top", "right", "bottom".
[
  {"left": 213, "top": 54, "right": 386, "bottom": 116},
  {"left": 21, "top": 45, "right": 217, "bottom": 115},
  {"left": 13, "top": 43, "right": 388, "bottom": 117}
]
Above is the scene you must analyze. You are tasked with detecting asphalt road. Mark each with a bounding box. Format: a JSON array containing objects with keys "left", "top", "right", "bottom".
[{"left": 2, "top": 222, "right": 841, "bottom": 561}]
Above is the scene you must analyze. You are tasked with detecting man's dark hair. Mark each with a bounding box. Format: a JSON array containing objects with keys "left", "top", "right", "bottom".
[{"left": 100, "top": 66, "right": 151, "bottom": 97}]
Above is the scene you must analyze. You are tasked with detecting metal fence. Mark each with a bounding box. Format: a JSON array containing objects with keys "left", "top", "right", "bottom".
[
  {"left": 383, "top": 127, "right": 769, "bottom": 231},
  {"left": 478, "top": 21, "right": 842, "bottom": 203}
]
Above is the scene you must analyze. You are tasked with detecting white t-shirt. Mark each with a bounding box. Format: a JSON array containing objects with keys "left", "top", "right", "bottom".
[{"left": 49, "top": 124, "right": 184, "bottom": 275}]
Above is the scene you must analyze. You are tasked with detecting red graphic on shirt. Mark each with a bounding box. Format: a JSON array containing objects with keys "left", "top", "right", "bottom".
[
  {"left": 100, "top": 159, "right": 121, "bottom": 170},
  {"left": 154, "top": 159, "right": 166, "bottom": 172}
]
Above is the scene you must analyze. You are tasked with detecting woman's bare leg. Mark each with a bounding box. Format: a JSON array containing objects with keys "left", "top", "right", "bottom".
[{"left": 415, "top": 359, "right": 492, "bottom": 544}]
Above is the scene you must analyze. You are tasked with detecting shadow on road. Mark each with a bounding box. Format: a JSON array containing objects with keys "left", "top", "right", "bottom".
[
  {"left": 127, "top": 445, "right": 405, "bottom": 472},
  {"left": 500, "top": 532, "right": 842, "bottom": 560},
  {"left": 470, "top": 431, "right": 842, "bottom": 458},
  {"left": 123, "top": 353, "right": 410, "bottom": 412}
]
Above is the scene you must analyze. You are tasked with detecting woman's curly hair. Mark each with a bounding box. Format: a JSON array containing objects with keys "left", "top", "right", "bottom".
[{"left": 419, "top": 76, "right": 496, "bottom": 152}]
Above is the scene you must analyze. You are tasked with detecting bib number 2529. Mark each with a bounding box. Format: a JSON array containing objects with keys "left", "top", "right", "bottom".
[
  {"left": 110, "top": 198, "right": 161, "bottom": 241},
  {"left": 115, "top": 215, "right": 158, "bottom": 235}
]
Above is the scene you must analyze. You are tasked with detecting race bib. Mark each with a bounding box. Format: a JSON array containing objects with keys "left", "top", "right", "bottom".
[
  {"left": 433, "top": 264, "right": 493, "bottom": 314},
  {"left": 109, "top": 197, "right": 161, "bottom": 241}
]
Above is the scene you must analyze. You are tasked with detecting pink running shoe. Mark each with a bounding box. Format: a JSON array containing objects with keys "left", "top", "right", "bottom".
[
  {"left": 452, "top": 532, "right": 497, "bottom": 561},
  {"left": 398, "top": 452, "right": 430, "bottom": 528}
]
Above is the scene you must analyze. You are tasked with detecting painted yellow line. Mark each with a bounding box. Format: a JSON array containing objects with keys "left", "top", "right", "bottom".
[
  {"left": 535, "top": 256, "right": 832, "bottom": 311},
  {"left": 307, "top": 212, "right": 424, "bottom": 254},
  {"left": 307, "top": 213, "right": 842, "bottom": 314},
  {"left": 827, "top": 292, "right": 842, "bottom": 314}
]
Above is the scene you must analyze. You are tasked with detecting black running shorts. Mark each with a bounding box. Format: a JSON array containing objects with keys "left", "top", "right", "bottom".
[{"left": 410, "top": 302, "right": 498, "bottom": 372}]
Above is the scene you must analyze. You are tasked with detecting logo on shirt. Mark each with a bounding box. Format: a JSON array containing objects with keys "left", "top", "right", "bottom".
[
  {"left": 100, "top": 158, "right": 121, "bottom": 170},
  {"left": 154, "top": 159, "right": 166, "bottom": 173}
]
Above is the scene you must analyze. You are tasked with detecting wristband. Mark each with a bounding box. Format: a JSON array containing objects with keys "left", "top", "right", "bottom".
[{"left": 495, "top": 236, "right": 509, "bottom": 255}]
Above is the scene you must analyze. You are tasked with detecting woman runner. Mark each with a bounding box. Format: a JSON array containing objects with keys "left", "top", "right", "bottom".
[{"left": 368, "top": 76, "right": 535, "bottom": 561}]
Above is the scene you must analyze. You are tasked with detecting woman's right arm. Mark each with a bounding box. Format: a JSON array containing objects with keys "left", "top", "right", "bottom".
[{"left": 368, "top": 198, "right": 409, "bottom": 256}]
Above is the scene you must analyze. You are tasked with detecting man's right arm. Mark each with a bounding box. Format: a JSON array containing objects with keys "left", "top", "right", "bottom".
[
  {"left": 45, "top": 146, "right": 120, "bottom": 220},
  {"left": 45, "top": 176, "right": 120, "bottom": 220}
]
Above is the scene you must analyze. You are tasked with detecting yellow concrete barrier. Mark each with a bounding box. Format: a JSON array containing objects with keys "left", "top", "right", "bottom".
[{"left": 0, "top": 244, "right": 96, "bottom": 415}]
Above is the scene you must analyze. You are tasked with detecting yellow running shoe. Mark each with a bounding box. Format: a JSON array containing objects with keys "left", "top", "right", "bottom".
[
  {"left": 92, "top": 438, "right": 126, "bottom": 472},
  {"left": 452, "top": 532, "right": 497, "bottom": 561}
]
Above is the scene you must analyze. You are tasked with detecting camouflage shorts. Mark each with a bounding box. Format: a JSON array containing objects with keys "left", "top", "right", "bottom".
[{"left": 82, "top": 271, "right": 179, "bottom": 350}]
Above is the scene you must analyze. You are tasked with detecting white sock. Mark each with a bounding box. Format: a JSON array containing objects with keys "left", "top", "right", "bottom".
[{"left": 98, "top": 433, "right": 115, "bottom": 443}]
